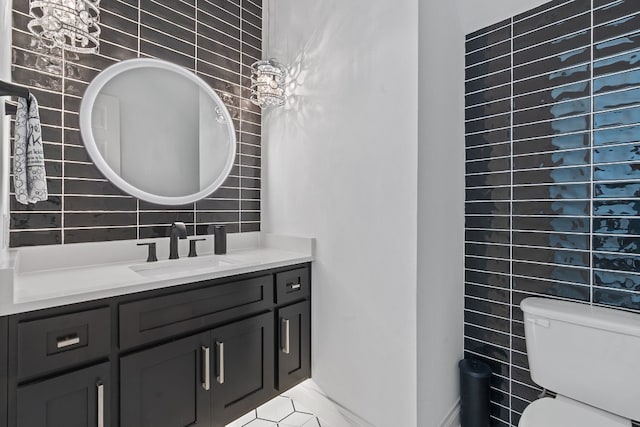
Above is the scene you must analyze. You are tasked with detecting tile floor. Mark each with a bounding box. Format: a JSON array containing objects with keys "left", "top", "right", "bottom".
[{"left": 226, "top": 395, "right": 322, "bottom": 427}]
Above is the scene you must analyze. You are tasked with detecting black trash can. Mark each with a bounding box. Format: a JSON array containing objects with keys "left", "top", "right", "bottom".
[{"left": 459, "top": 358, "right": 491, "bottom": 427}]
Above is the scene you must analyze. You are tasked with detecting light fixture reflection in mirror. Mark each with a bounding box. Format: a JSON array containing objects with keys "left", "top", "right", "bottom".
[{"left": 80, "top": 59, "right": 237, "bottom": 206}]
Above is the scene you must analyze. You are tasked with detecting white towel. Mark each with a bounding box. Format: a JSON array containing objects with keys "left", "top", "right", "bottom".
[{"left": 14, "top": 93, "right": 48, "bottom": 205}]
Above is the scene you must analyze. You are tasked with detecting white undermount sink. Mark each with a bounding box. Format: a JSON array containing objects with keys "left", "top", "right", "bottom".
[{"left": 129, "top": 255, "right": 243, "bottom": 278}]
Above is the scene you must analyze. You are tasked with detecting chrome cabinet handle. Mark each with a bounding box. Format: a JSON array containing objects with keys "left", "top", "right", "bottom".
[
  {"left": 202, "top": 346, "right": 211, "bottom": 391},
  {"left": 97, "top": 381, "right": 104, "bottom": 427},
  {"left": 290, "top": 283, "right": 301, "bottom": 290},
  {"left": 216, "top": 341, "right": 225, "bottom": 384},
  {"left": 57, "top": 335, "right": 80, "bottom": 349},
  {"left": 282, "top": 318, "right": 290, "bottom": 354}
]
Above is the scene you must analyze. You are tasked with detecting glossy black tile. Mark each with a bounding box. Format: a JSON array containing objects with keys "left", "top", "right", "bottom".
[
  {"left": 466, "top": 256, "right": 511, "bottom": 275},
  {"left": 594, "top": 68, "right": 640, "bottom": 95},
  {"left": 595, "top": 88, "right": 640, "bottom": 112},
  {"left": 65, "top": 212, "right": 137, "bottom": 228},
  {"left": 514, "top": 149, "right": 590, "bottom": 170},
  {"left": 514, "top": 47, "right": 590, "bottom": 82},
  {"left": 594, "top": 288, "right": 640, "bottom": 311},
  {"left": 594, "top": 269, "right": 640, "bottom": 291},
  {"left": 465, "top": 297, "right": 511, "bottom": 318},
  {"left": 594, "top": 123, "right": 640, "bottom": 146},
  {"left": 593, "top": 51, "right": 640, "bottom": 77},
  {"left": 593, "top": 252, "right": 640, "bottom": 272},
  {"left": 466, "top": 55, "right": 512, "bottom": 80},
  {"left": 594, "top": 12, "right": 640, "bottom": 43},
  {"left": 465, "top": 310, "right": 510, "bottom": 332},
  {"left": 594, "top": 235, "right": 640, "bottom": 253},
  {"left": 465, "top": 229, "right": 511, "bottom": 244},
  {"left": 10, "top": 230, "right": 61, "bottom": 247},
  {"left": 594, "top": 182, "right": 640, "bottom": 198},
  {"left": 65, "top": 227, "right": 137, "bottom": 244},
  {"left": 466, "top": 100, "right": 511, "bottom": 121},
  {"left": 10, "top": 213, "right": 61, "bottom": 230},
  {"left": 513, "top": 166, "right": 590, "bottom": 184},
  {"left": 514, "top": 115, "right": 590, "bottom": 140},
  {"left": 514, "top": 0, "right": 589, "bottom": 35},
  {"left": 513, "top": 64, "right": 590, "bottom": 97},
  {"left": 513, "top": 200, "right": 590, "bottom": 216},
  {"left": 513, "top": 231, "right": 590, "bottom": 250},
  {"left": 465, "top": 187, "right": 511, "bottom": 201},
  {"left": 466, "top": 41, "right": 511, "bottom": 67},
  {"left": 466, "top": 25, "right": 511, "bottom": 53},
  {"left": 465, "top": 202, "right": 511, "bottom": 215},
  {"left": 514, "top": 14, "right": 590, "bottom": 54},
  {"left": 595, "top": 162, "right": 640, "bottom": 180},
  {"left": 513, "top": 261, "right": 589, "bottom": 285},
  {"left": 593, "top": 200, "right": 640, "bottom": 216},
  {"left": 513, "top": 132, "right": 590, "bottom": 155},
  {"left": 465, "top": 242, "right": 511, "bottom": 259},
  {"left": 514, "top": 98, "right": 590, "bottom": 125},
  {"left": 513, "top": 246, "right": 589, "bottom": 267},
  {"left": 466, "top": 143, "right": 511, "bottom": 161},
  {"left": 466, "top": 70, "right": 511, "bottom": 94},
  {"left": 466, "top": 157, "right": 511, "bottom": 174},
  {"left": 467, "top": 19, "right": 511, "bottom": 41},
  {"left": 513, "top": 183, "right": 590, "bottom": 200},
  {"left": 512, "top": 215, "right": 590, "bottom": 233},
  {"left": 465, "top": 84, "right": 511, "bottom": 107},
  {"left": 593, "top": 217, "right": 640, "bottom": 235},
  {"left": 595, "top": 0, "right": 640, "bottom": 26},
  {"left": 465, "top": 128, "right": 511, "bottom": 146},
  {"left": 465, "top": 324, "right": 510, "bottom": 348}
]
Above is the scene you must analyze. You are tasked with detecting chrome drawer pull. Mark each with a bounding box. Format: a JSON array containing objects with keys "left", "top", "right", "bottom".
[
  {"left": 202, "top": 346, "right": 211, "bottom": 391},
  {"left": 57, "top": 335, "right": 80, "bottom": 349},
  {"left": 216, "top": 341, "right": 225, "bottom": 384},
  {"left": 97, "top": 381, "right": 104, "bottom": 427},
  {"left": 282, "top": 318, "right": 290, "bottom": 354},
  {"left": 290, "top": 283, "right": 301, "bottom": 290}
]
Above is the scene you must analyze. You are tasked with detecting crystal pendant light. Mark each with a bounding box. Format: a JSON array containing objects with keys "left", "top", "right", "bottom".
[
  {"left": 250, "top": 59, "right": 286, "bottom": 108},
  {"left": 28, "top": 0, "right": 101, "bottom": 54}
]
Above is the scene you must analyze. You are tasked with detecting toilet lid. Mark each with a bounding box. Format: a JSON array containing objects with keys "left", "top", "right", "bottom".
[{"left": 519, "top": 398, "right": 630, "bottom": 427}]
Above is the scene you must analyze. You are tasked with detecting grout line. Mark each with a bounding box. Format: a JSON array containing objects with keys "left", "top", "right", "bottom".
[
  {"left": 590, "top": 0, "right": 596, "bottom": 306},
  {"left": 508, "top": 16, "right": 514, "bottom": 427}
]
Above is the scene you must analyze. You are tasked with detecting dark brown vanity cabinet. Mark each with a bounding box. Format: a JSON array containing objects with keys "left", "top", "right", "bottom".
[
  {"left": 1, "top": 263, "right": 311, "bottom": 427},
  {"left": 16, "top": 362, "right": 110, "bottom": 427},
  {"left": 120, "top": 333, "right": 211, "bottom": 427}
]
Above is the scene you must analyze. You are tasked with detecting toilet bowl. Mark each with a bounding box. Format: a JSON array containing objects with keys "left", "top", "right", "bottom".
[
  {"left": 518, "top": 298, "right": 640, "bottom": 427},
  {"left": 519, "top": 396, "right": 630, "bottom": 427}
]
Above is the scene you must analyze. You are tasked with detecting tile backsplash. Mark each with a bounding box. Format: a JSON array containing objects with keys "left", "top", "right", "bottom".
[
  {"left": 465, "top": 0, "right": 640, "bottom": 426},
  {"left": 9, "top": 0, "right": 262, "bottom": 247}
]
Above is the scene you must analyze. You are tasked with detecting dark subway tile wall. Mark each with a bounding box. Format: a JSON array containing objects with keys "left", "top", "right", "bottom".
[
  {"left": 9, "top": 0, "right": 262, "bottom": 247},
  {"left": 465, "top": 1, "right": 640, "bottom": 426}
]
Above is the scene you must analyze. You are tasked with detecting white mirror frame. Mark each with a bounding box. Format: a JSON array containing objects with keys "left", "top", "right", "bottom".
[{"left": 79, "top": 58, "right": 237, "bottom": 206}]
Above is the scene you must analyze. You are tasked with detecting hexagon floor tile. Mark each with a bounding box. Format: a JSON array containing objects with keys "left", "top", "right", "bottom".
[{"left": 226, "top": 395, "right": 322, "bottom": 427}]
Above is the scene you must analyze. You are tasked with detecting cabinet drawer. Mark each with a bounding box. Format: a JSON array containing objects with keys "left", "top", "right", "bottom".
[
  {"left": 119, "top": 275, "right": 273, "bottom": 350},
  {"left": 17, "top": 307, "right": 111, "bottom": 381},
  {"left": 276, "top": 267, "right": 310, "bottom": 305}
]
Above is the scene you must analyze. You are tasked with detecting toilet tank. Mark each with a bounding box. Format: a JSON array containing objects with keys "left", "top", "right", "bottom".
[{"left": 521, "top": 297, "right": 640, "bottom": 421}]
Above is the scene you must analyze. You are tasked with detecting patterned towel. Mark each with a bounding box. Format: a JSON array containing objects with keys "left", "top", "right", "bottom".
[{"left": 14, "top": 93, "right": 48, "bottom": 205}]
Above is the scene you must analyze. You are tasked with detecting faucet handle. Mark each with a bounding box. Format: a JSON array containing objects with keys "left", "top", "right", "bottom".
[
  {"left": 137, "top": 242, "right": 158, "bottom": 262},
  {"left": 188, "top": 238, "right": 206, "bottom": 258}
]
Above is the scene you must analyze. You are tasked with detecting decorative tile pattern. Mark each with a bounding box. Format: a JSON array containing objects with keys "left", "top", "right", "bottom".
[
  {"left": 9, "top": 0, "right": 262, "bottom": 247},
  {"left": 465, "top": 1, "right": 640, "bottom": 426},
  {"left": 226, "top": 395, "right": 322, "bottom": 427}
]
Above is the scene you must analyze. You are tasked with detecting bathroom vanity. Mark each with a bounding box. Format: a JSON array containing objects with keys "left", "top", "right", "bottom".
[{"left": 0, "top": 234, "right": 313, "bottom": 427}]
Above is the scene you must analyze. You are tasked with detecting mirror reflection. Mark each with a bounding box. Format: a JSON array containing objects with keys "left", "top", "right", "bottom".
[{"left": 81, "top": 59, "right": 236, "bottom": 204}]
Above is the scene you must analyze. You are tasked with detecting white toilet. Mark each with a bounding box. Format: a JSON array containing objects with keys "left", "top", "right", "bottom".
[{"left": 519, "top": 297, "right": 640, "bottom": 427}]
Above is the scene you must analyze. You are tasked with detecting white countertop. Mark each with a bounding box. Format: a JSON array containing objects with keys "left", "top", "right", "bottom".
[{"left": 0, "top": 232, "right": 314, "bottom": 316}]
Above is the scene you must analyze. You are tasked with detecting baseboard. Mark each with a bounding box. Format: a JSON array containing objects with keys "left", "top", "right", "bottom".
[
  {"left": 439, "top": 399, "right": 460, "bottom": 427},
  {"left": 284, "top": 379, "right": 375, "bottom": 427}
]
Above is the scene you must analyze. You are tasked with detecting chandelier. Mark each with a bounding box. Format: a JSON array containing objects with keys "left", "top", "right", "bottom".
[
  {"left": 250, "top": 59, "right": 286, "bottom": 109},
  {"left": 28, "top": 0, "right": 101, "bottom": 54}
]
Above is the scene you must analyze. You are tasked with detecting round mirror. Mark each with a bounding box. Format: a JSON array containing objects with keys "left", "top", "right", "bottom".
[{"left": 80, "top": 58, "right": 236, "bottom": 205}]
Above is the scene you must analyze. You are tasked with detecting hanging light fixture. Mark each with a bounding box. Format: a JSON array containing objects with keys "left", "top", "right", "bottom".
[
  {"left": 27, "top": 0, "right": 101, "bottom": 54},
  {"left": 250, "top": 59, "right": 286, "bottom": 108}
]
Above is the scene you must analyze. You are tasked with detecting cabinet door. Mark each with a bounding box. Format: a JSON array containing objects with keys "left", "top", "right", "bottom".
[
  {"left": 277, "top": 301, "right": 311, "bottom": 391},
  {"left": 16, "top": 362, "right": 110, "bottom": 427},
  {"left": 120, "top": 333, "right": 211, "bottom": 427},
  {"left": 211, "top": 312, "right": 274, "bottom": 427}
]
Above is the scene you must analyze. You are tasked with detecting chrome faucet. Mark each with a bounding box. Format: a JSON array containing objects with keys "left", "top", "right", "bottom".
[{"left": 169, "top": 222, "right": 187, "bottom": 259}]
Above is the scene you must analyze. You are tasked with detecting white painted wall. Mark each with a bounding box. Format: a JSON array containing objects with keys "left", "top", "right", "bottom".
[
  {"left": 262, "top": 0, "right": 418, "bottom": 426},
  {"left": 416, "top": 1, "right": 555, "bottom": 426}
]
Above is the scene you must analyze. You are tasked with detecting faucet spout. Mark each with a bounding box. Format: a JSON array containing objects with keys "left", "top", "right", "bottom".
[{"left": 169, "top": 222, "right": 188, "bottom": 259}]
